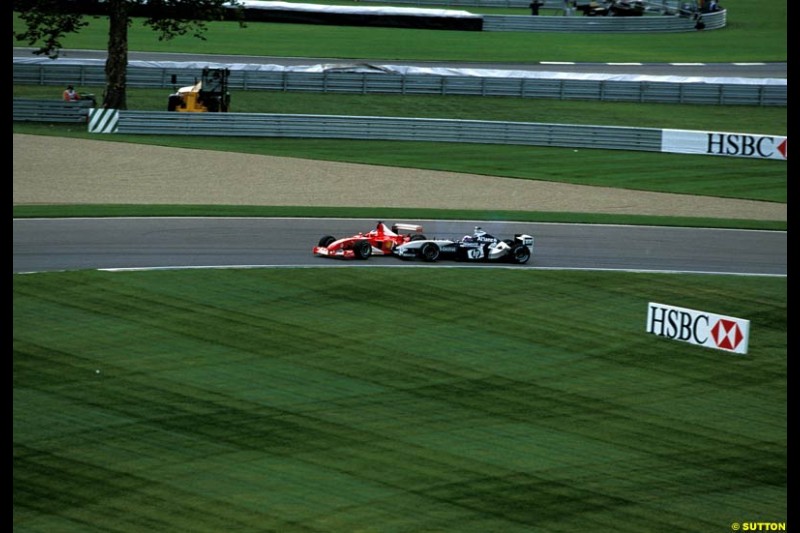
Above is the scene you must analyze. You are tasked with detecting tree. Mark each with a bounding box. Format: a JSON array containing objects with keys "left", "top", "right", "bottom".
[{"left": 13, "top": 0, "right": 244, "bottom": 109}]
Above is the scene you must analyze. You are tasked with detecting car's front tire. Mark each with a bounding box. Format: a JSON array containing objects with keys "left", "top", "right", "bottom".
[
  {"left": 318, "top": 235, "right": 336, "bottom": 247},
  {"left": 410, "top": 234, "right": 427, "bottom": 241}
]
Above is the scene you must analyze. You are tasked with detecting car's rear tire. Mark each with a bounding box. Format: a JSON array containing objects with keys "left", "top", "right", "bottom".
[
  {"left": 420, "top": 242, "right": 440, "bottom": 262},
  {"left": 318, "top": 235, "right": 336, "bottom": 247},
  {"left": 410, "top": 234, "right": 427, "bottom": 241},
  {"left": 510, "top": 244, "right": 531, "bottom": 264},
  {"left": 353, "top": 240, "right": 372, "bottom": 260}
]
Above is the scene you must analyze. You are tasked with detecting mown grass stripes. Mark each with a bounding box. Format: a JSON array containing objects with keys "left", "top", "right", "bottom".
[{"left": 14, "top": 268, "right": 785, "bottom": 531}]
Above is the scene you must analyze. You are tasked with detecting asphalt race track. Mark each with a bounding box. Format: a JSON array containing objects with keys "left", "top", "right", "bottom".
[
  {"left": 12, "top": 51, "right": 786, "bottom": 278},
  {"left": 17, "top": 48, "right": 786, "bottom": 80},
  {"left": 12, "top": 218, "right": 787, "bottom": 276}
]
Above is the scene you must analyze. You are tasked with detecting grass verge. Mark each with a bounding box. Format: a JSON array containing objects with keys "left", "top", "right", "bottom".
[
  {"left": 13, "top": 268, "right": 787, "bottom": 532},
  {"left": 10, "top": 205, "right": 788, "bottom": 231}
]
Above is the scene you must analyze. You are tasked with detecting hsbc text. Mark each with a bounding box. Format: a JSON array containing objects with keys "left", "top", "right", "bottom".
[
  {"left": 647, "top": 305, "right": 709, "bottom": 343},
  {"left": 706, "top": 134, "right": 780, "bottom": 158}
]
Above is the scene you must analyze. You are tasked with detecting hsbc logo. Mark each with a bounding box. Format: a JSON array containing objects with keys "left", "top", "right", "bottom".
[
  {"left": 709, "top": 319, "right": 746, "bottom": 351},
  {"left": 706, "top": 134, "right": 787, "bottom": 160},
  {"left": 661, "top": 129, "right": 786, "bottom": 161},
  {"left": 646, "top": 302, "right": 750, "bottom": 354}
]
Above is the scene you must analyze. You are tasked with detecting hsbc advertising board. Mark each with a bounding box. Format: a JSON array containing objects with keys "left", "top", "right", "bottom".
[
  {"left": 646, "top": 302, "right": 750, "bottom": 355},
  {"left": 661, "top": 129, "right": 787, "bottom": 161}
]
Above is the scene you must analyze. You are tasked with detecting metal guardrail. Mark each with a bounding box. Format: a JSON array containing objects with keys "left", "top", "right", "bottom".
[
  {"left": 357, "top": 0, "right": 559, "bottom": 7},
  {"left": 14, "top": 104, "right": 785, "bottom": 161},
  {"left": 13, "top": 63, "right": 785, "bottom": 107},
  {"left": 482, "top": 11, "right": 723, "bottom": 31},
  {"left": 12, "top": 98, "right": 94, "bottom": 123},
  {"left": 348, "top": 1, "right": 727, "bottom": 32},
  {"left": 354, "top": 0, "right": 678, "bottom": 8},
  {"left": 10, "top": 99, "right": 661, "bottom": 152},
  {"left": 110, "top": 110, "right": 664, "bottom": 152}
]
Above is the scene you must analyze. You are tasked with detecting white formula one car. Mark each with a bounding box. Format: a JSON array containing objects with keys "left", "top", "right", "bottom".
[{"left": 393, "top": 226, "right": 534, "bottom": 264}]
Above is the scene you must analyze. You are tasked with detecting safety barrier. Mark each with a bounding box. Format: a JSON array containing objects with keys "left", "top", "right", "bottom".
[
  {"left": 13, "top": 62, "right": 785, "bottom": 107},
  {"left": 482, "top": 11, "right": 722, "bottom": 31},
  {"left": 12, "top": 103, "right": 786, "bottom": 160},
  {"left": 111, "top": 110, "right": 663, "bottom": 152},
  {"left": 12, "top": 98, "right": 94, "bottom": 123},
  {"left": 107, "top": 111, "right": 787, "bottom": 161},
  {"left": 354, "top": 0, "right": 659, "bottom": 8},
  {"left": 350, "top": 1, "right": 727, "bottom": 32}
]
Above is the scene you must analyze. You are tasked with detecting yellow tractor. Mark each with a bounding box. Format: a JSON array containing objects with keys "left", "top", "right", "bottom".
[{"left": 167, "top": 67, "right": 231, "bottom": 112}]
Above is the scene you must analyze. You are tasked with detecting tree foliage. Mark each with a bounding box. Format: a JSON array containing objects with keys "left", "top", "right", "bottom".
[{"left": 13, "top": 0, "right": 244, "bottom": 109}]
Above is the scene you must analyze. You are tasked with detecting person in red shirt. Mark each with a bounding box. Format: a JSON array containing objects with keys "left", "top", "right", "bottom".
[{"left": 63, "top": 85, "right": 80, "bottom": 102}]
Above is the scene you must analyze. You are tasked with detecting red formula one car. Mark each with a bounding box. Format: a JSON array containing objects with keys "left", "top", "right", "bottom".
[{"left": 313, "top": 221, "right": 427, "bottom": 260}]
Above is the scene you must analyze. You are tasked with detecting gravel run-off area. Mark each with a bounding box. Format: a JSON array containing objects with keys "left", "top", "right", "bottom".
[{"left": 13, "top": 134, "right": 786, "bottom": 222}]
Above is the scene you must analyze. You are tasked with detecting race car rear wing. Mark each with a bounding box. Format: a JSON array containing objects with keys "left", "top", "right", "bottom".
[{"left": 391, "top": 223, "right": 424, "bottom": 233}]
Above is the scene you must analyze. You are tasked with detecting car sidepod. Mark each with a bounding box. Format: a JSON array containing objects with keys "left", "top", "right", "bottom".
[{"left": 393, "top": 239, "right": 456, "bottom": 261}]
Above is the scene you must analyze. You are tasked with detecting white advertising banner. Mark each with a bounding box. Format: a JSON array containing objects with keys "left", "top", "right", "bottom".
[
  {"left": 661, "top": 129, "right": 787, "bottom": 161},
  {"left": 646, "top": 302, "right": 750, "bottom": 355}
]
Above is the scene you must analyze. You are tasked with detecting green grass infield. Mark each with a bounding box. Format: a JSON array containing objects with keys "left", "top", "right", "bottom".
[{"left": 13, "top": 268, "right": 787, "bottom": 532}]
